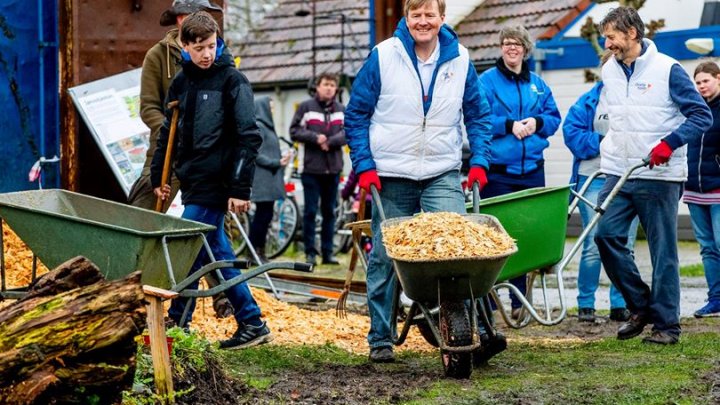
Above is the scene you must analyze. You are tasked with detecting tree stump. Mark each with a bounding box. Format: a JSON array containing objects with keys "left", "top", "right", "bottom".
[{"left": 0, "top": 256, "right": 146, "bottom": 404}]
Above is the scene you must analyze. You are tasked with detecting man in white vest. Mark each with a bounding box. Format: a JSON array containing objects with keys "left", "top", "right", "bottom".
[
  {"left": 595, "top": 7, "right": 712, "bottom": 345},
  {"left": 345, "top": 0, "right": 492, "bottom": 362}
]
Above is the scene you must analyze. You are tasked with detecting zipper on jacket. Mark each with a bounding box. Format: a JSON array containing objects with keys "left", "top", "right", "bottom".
[
  {"left": 516, "top": 80, "right": 525, "bottom": 175},
  {"left": 698, "top": 133, "right": 706, "bottom": 193}
]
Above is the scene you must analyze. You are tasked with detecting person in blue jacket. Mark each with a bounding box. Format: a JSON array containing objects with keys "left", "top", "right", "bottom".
[
  {"left": 686, "top": 61, "right": 720, "bottom": 318},
  {"left": 563, "top": 53, "right": 639, "bottom": 323},
  {"left": 478, "top": 26, "right": 561, "bottom": 317},
  {"left": 345, "top": 0, "right": 494, "bottom": 363}
]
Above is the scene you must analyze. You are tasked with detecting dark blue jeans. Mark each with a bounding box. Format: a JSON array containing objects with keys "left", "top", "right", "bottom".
[
  {"left": 301, "top": 173, "right": 340, "bottom": 257},
  {"left": 249, "top": 200, "right": 275, "bottom": 249},
  {"left": 595, "top": 176, "right": 683, "bottom": 336},
  {"left": 169, "top": 204, "right": 262, "bottom": 326},
  {"left": 482, "top": 170, "right": 545, "bottom": 309}
]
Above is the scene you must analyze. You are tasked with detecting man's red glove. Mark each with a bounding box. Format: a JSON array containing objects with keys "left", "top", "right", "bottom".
[
  {"left": 358, "top": 169, "right": 382, "bottom": 192},
  {"left": 649, "top": 141, "right": 673, "bottom": 168},
  {"left": 467, "top": 167, "right": 488, "bottom": 191}
]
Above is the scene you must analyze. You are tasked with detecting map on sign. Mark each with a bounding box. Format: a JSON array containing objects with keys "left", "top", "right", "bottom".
[{"left": 69, "top": 69, "right": 150, "bottom": 196}]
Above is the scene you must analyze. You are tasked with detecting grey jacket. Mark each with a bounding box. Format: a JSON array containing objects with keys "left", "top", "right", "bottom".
[{"left": 251, "top": 96, "right": 286, "bottom": 202}]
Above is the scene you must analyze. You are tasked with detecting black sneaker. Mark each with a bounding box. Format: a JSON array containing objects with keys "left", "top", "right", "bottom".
[
  {"left": 305, "top": 254, "right": 317, "bottom": 266},
  {"left": 219, "top": 322, "right": 273, "bottom": 350},
  {"left": 369, "top": 346, "right": 395, "bottom": 363},
  {"left": 578, "top": 308, "right": 596, "bottom": 323},
  {"left": 322, "top": 255, "right": 340, "bottom": 265},
  {"left": 609, "top": 308, "right": 631, "bottom": 322},
  {"left": 473, "top": 331, "right": 507, "bottom": 366}
]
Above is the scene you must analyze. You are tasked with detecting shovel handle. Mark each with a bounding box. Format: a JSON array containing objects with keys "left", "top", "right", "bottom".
[{"left": 155, "top": 101, "right": 180, "bottom": 212}]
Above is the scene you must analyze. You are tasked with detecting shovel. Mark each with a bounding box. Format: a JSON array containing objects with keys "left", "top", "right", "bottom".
[{"left": 155, "top": 100, "right": 180, "bottom": 213}]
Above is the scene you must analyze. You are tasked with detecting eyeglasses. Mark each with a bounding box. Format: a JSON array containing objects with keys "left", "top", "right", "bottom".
[{"left": 502, "top": 42, "right": 523, "bottom": 49}]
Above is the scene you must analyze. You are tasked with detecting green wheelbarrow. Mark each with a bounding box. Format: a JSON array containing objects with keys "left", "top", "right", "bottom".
[
  {"left": 471, "top": 160, "right": 649, "bottom": 328},
  {"left": 0, "top": 190, "right": 313, "bottom": 301}
]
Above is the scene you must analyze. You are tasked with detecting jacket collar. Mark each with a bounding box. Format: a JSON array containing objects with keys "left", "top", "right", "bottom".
[
  {"left": 495, "top": 57, "right": 530, "bottom": 82},
  {"left": 181, "top": 38, "right": 232, "bottom": 78},
  {"left": 393, "top": 17, "right": 460, "bottom": 66}
]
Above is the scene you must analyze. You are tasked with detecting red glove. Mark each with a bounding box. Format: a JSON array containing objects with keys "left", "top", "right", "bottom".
[
  {"left": 649, "top": 141, "right": 673, "bottom": 169},
  {"left": 467, "top": 167, "right": 488, "bottom": 191},
  {"left": 358, "top": 169, "right": 382, "bottom": 192}
]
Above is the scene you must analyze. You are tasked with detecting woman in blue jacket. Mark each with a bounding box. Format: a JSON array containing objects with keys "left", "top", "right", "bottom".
[
  {"left": 686, "top": 61, "right": 720, "bottom": 318},
  {"left": 478, "top": 26, "right": 561, "bottom": 316},
  {"left": 563, "top": 74, "right": 638, "bottom": 323}
]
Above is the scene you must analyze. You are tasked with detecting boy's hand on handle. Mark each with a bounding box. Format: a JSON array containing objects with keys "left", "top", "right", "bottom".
[
  {"left": 358, "top": 169, "right": 381, "bottom": 192},
  {"left": 467, "top": 167, "right": 488, "bottom": 191},
  {"left": 228, "top": 198, "right": 251, "bottom": 214},
  {"left": 649, "top": 141, "right": 673, "bottom": 169},
  {"left": 153, "top": 184, "right": 172, "bottom": 201}
]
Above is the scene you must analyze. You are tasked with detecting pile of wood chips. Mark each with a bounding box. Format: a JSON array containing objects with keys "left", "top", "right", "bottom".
[
  {"left": 2, "top": 221, "right": 432, "bottom": 354},
  {"left": 1, "top": 221, "right": 49, "bottom": 287},
  {"left": 190, "top": 287, "right": 434, "bottom": 354},
  {"left": 382, "top": 212, "right": 515, "bottom": 261}
]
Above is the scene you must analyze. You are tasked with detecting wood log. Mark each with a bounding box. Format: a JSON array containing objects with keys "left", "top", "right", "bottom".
[{"left": 0, "top": 256, "right": 147, "bottom": 404}]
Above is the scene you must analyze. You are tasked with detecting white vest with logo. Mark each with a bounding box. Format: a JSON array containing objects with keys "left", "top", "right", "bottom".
[
  {"left": 600, "top": 39, "right": 687, "bottom": 181},
  {"left": 369, "top": 37, "right": 469, "bottom": 180}
]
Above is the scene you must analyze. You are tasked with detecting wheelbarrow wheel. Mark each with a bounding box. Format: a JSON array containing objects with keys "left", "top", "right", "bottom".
[{"left": 439, "top": 301, "right": 473, "bottom": 379}]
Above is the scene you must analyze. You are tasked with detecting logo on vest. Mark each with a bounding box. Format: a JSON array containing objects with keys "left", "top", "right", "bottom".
[
  {"left": 442, "top": 71, "right": 454, "bottom": 82},
  {"left": 635, "top": 82, "right": 653, "bottom": 94},
  {"left": 530, "top": 84, "right": 544, "bottom": 95}
]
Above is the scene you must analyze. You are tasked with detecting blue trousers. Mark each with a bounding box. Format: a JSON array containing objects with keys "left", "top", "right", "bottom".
[
  {"left": 367, "top": 170, "right": 466, "bottom": 349},
  {"left": 576, "top": 175, "right": 639, "bottom": 310},
  {"left": 301, "top": 173, "right": 340, "bottom": 257},
  {"left": 687, "top": 203, "right": 720, "bottom": 302},
  {"left": 595, "top": 176, "right": 682, "bottom": 336},
  {"left": 169, "top": 204, "right": 262, "bottom": 326}
]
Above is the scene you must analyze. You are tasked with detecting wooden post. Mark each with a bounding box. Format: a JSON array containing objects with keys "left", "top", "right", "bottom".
[{"left": 143, "top": 285, "right": 178, "bottom": 403}]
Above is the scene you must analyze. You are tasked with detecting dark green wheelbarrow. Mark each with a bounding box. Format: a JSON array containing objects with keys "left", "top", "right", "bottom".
[
  {"left": 0, "top": 190, "right": 312, "bottom": 301},
  {"left": 371, "top": 186, "right": 517, "bottom": 379}
]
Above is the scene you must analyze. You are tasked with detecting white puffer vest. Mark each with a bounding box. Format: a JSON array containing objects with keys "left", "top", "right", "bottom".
[
  {"left": 369, "top": 37, "right": 470, "bottom": 180},
  {"left": 600, "top": 39, "right": 687, "bottom": 181}
]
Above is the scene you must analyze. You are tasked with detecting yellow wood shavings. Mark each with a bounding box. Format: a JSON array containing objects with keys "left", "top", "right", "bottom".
[
  {"left": 1, "top": 221, "right": 49, "bottom": 288},
  {"left": 382, "top": 212, "right": 515, "bottom": 260}
]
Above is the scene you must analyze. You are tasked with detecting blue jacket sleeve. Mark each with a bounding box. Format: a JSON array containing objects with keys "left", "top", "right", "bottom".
[
  {"left": 664, "top": 64, "right": 713, "bottom": 149},
  {"left": 463, "top": 62, "right": 491, "bottom": 169},
  {"left": 345, "top": 49, "right": 381, "bottom": 174},
  {"left": 478, "top": 72, "right": 512, "bottom": 138},
  {"left": 562, "top": 88, "right": 601, "bottom": 161},
  {"left": 534, "top": 79, "right": 561, "bottom": 138}
]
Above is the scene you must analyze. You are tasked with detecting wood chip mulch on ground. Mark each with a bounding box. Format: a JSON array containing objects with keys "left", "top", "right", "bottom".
[{"left": 3, "top": 221, "right": 432, "bottom": 354}]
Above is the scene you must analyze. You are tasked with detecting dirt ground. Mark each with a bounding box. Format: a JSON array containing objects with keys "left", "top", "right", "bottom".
[{"left": 174, "top": 309, "right": 720, "bottom": 405}]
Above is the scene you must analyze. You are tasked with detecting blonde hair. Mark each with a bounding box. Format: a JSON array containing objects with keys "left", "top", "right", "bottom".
[
  {"left": 404, "top": 0, "right": 445, "bottom": 17},
  {"left": 499, "top": 26, "right": 534, "bottom": 60}
]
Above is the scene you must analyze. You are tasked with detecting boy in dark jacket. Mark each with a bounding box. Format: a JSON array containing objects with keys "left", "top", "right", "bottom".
[{"left": 151, "top": 11, "right": 269, "bottom": 349}]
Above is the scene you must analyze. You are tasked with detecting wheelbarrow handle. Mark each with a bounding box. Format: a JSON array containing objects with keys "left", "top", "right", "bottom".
[
  {"left": 471, "top": 182, "right": 481, "bottom": 214},
  {"left": 370, "top": 184, "right": 385, "bottom": 222}
]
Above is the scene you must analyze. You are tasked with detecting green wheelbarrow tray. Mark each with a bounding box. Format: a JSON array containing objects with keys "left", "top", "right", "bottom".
[
  {"left": 0, "top": 190, "right": 214, "bottom": 290},
  {"left": 468, "top": 185, "right": 571, "bottom": 282},
  {"left": 383, "top": 213, "right": 518, "bottom": 304}
]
